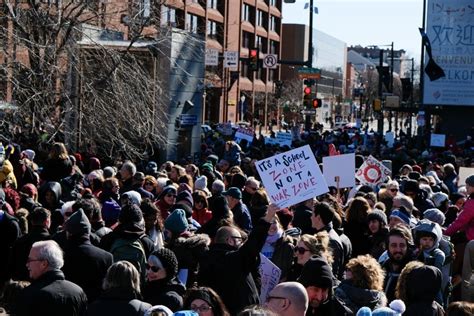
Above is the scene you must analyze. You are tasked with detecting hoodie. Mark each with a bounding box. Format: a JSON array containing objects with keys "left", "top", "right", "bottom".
[
  {"left": 335, "top": 280, "right": 387, "bottom": 313},
  {"left": 39, "top": 181, "right": 64, "bottom": 210},
  {"left": 414, "top": 219, "right": 445, "bottom": 271}
]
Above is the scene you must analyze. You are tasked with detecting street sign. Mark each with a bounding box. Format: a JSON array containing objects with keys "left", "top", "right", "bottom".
[
  {"left": 205, "top": 48, "right": 219, "bottom": 66},
  {"left": 301, "top": 109, "right": 316, "bottom": 115},
  {"left": 224, "top": 51, "right": 238, "bottom": 69},
  {"left": 297, "top": 67, "right": 321, "bottom": 79},
  {"left": 385, "top": 96, "right": 400, "bottom": 108},
  {"left": 179, "top": 114, "right": 198, "bottom": 126},
  {"left": 263, "top": 54, "right": 278, "bottom": 69}
]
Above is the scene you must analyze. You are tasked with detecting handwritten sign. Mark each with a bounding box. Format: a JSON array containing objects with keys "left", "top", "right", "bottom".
[
  {"left": 256, "top": 145, "right": 329, "bottom": 208},
  {"left": 259, "top": 254, "right": 281, "bottom": 303},
  {"left": 356, "top": 155, "right": 391, "bottom": 185},
  {"left": 323, "top": 153, "right": 356, "bottom": 188},
  {"left": 234, "top": 127, "right": 254, "bottom": 144}
]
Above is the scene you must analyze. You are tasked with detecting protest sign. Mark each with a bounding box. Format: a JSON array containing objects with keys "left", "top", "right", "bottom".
[
  {"left": 323, "top": 153, "right": 356, "bottom": 188},
  {"left": 384, "top": 132, "right": 395, "bottom": 148},
  {"left": 276, "top": 132, "right": 292, "bottom": 147},
  {"left": 459, "top": 167, "right": 474, "bottom": 188},
  {"left": 356, "top": 155, "right": 391, "bottom": 185},
  {"left": 234, "top": 127, "right": 254, "bottom": 144},
  {"left": 256, "top": 145, "right": 329, "bottom": 208},
  {"left": 264, "top": 137, "right": 278, "bottom": 146},
  {"left": 430, "top": 134, "right": 446, "bottom": 147},
  {"left": 259, "top": 254, "right": 281, "bottom": 303}
]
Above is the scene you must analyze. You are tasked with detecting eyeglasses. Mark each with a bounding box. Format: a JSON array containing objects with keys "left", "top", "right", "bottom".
[
  {"left": 26, "top": 257, "right": 44, "bottom": 264},
  {"left": 266, "top": 295, "right": 287, "bottom": 302},
  {"left": 146, "top": 264, "right": 161, "bottom": 273},
  {"left": 190, "top": 305, "right": 212, "bottom": 313},
  {"left": 294, "top": 247, "right": 310, "bottom": 255}
]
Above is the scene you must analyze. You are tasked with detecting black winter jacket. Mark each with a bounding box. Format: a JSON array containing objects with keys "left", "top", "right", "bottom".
[{"left": 87, "top": 288, "right": 151, "bottom": 316}]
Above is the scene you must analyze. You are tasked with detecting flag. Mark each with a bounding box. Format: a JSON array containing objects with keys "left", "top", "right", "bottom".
[
  {"left": 304, "top": 3, "right": 309, "bottom": 9},
  {"left": 419, "top": 28, "right": 445, "bottom": 81},
  {"left": 314, "top": 6, "right": 318, "bottom": 14}
]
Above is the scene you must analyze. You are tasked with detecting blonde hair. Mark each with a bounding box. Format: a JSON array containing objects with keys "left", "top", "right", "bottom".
[
  {"left": 48, "top": 142, "right": 69, "bottom": 160},
  {"left": 300, "top": 232, "right": 333, "bottom": 265},
  {"left": 346, "top": 255, "right": 385, "bottom": 291},
  {"left": 103, "top": 261, "right": 141, "bottom": 294}
]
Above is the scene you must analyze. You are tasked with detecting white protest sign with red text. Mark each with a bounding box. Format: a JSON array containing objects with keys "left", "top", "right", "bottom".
[
  {"left": 256, "top": 145, "right": 329, "bottom": 208},
  {"left": 356, "top": 155, "right": 391, "bottom": 185}
]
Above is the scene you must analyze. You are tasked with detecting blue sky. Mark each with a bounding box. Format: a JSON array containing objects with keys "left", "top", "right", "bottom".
[{"left": 282, "top": 0, "right": 424, "bottom": 62}]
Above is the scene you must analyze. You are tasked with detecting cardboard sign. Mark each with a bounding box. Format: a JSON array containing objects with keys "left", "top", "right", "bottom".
[
  {"left": 356, "top": 155, "right": 391, "bottom": 185},
  {"left": 384, "top": 132, "right": 395, "bottom": 148},
  {"left": 256, "top": 145, "right": 329, "bottom": 208},
  {"left": 459, "top": 167, "right": 474, "bottom": 188},
  {"left": 430, "top": 134, "right": 446, "bottom": 147},
  {"left": 234, "top": 127, "right": 254, "bottom": 144},
  {"left": 323, "top": 154, "right": 356, "bottom": 188},
  {"left": 259, "top": 254, "right": 282, "bottom": 303},
  {"left": 276, "top": 132, "right": 292, "bottom": 147}
]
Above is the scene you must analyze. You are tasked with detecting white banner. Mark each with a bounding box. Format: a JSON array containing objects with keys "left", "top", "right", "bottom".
[
  {"left": 256, "top": 145, "right": 329, "bottom": 208},
  {"left": 259, "top": 254, "right": 281, "bottom": 303},
  {"left": 424, "top": 0, "right": 474, "bottom": 106},
  {"left": 323, "top": 154, "right": 356, "bottom": 189}
]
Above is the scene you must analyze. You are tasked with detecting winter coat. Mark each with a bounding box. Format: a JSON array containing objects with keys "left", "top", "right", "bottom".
[
  {"left": 198, "top": 218, "right": 271, "bottom": 314},
  {"left": 142, "top": 278, "right": 186, "bottom": 312},
  {"left": 0, "top": 159, "right": 18, "bottom": 189},
  {"left": 317, "top": 224, "right": 345, "bottom": 280},
  {"left": 63, "top": 237, "right": 113, "bottom": 302},
  {"left": 306, "top": 294, "right": 353, "bottom": 316},
  {"left": 38, "top": 181, "right": 64, "bottom": 211},
  {"left": 368, "top": 227, "right": 388, "bottom": 260},
  {"left": 335, "top": 280, "right": 387, "bottom": 314},
  {"left": 381, "top": 250, "right": 415, "bottom": 302},
  {"left": 167, "top": 233, "right": 210, "bottom": 287},
  {"left": 99, "top": 227, "right": 155, "bottom": 259},
  {"left": 87, "top": 288, "right": 151, "bottom": 316},
  {"left": 0, "top": 211, "right": 20, "bottom": 284},
  {"left": 445, "top": 196, "right": 474, "bottom": 240},
  {"left": 16, "top": 270, "right": 88, "bottom": 316},
  {"left": 41, "top": 157, "right": 73, "bottom": 182},
  {"left": 231, "top": 201, "right": 253, "bottom": 233},
  {"left": 192, "top": 207, "right": 212, "bottom": 225},
  {"left": 9, "top": 225, "right": 51, "bottom": 281},
  {"left": 344, "top": 221, "right": 370, "bottom": 257}
]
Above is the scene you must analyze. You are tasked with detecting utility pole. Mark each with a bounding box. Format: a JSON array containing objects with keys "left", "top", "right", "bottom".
[
  {"left": 388, "top": 42, "right": 394, "bottom": 132},
  {"left": 377, "top": 49, "right": 384, "bottom": 134}
]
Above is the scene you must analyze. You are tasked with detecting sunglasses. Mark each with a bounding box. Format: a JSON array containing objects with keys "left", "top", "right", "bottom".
[
  {"left": 146, "top": 264, "right": 161, "bottom": 273},
  {"left": 390, "top": 188, "right": 399, "bottom": 192},
  {"left": 294, "top": 247, "right": 310, "bottom": 255}
]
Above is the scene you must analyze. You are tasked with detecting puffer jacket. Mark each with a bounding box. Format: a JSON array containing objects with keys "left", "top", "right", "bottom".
[
  {"left": 335, "top": 280, "right": 387, "bottom": 314},
  {"left": 445, "top": 196, "right": 474, "bottom": 240}
]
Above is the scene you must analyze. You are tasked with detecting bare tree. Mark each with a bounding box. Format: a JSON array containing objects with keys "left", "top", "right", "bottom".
[{"left": 0, "top": 0, "right": 202, "bottom": 160}]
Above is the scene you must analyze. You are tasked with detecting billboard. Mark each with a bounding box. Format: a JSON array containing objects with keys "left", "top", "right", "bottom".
[{"left": 424, "top": 0, "right": 474, "bottom": 107}]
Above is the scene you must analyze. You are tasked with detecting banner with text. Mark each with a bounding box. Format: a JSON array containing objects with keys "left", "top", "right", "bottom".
[
  {"left": 256, "top": 145, "right": 329, "bottom": 208},
  {"left": 323, "top": 153, "right": 356, "bottom": 188},
  {"left": 234, "top": 127, "right": 254, "bottom": 144},
  {"left": 259, "top": 254, "right": 281, "bottom": 303},
  {"left": 356, "top": 155, "right": 391, "bottom": 185}
]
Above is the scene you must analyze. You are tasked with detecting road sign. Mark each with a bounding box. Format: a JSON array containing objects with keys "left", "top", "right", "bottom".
[
  {"left": 297, "top": 67, "right": 321, "bottom": 79},
  {"left": 205, "top": 48, "right": 219, "bottom": 66},
  {"left": 224, "top": 51, "right": 238, "bottom": 69},
  {"left": 179, "top": 114, "right": 198, "bottom": 126},
  {"left": 263, "top": 54, "right": 278, "bottom": 69},
  {"left": 301, "top": 109, "right": 316, "bottom": 115}
]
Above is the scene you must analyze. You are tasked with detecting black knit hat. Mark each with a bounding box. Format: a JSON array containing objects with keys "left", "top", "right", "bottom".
[
  {"left": 151, "top": 248, "right": 178, "bottom": 279},
  {"left": 367, "top": 209, "right": 388, "bottom": 226},
  {"left": 118, "top": 204, "right": 144, "bottom": 232},
  {"left": 298, "top": 256, "right": 333, "bottom": 288}
]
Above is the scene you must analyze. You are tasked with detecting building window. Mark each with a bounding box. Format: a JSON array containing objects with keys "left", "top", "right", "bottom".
[
  {"left": 256, "top": 10, "right": 263, "bottom": 27},
  {"left": 207, "top": 21, "right": 217, "bottom": 39},
  {"left": 160, "top": 5, "right": 176, "bottom": 27},
  {"left": 242, "top": 31, "right": 252, "bottom": 48},
  {"left": 268, "top": 0, "right": 277, "bottom": 7},
  {"left": 242, "top": 4, "right": 250, "bottom": 21},
  {"left": 269, "top": 16, "right": 277, "bottom": 31},
  {"left": 269, "top": 40, "right": 279, "bottom": 54},
  {"left": 207, "top": 0, "right": 217, "bottom": 9},
  {"left": 186, "top": 14, "right": 198, "bottom": 33}
]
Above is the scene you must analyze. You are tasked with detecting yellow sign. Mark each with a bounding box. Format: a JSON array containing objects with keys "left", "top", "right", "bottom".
[
  {"left": 373, "top": 99, "right": 382, "bottom": 111},
  {"left": 228, "top": 99, "right": 236, "bottom": 105}
]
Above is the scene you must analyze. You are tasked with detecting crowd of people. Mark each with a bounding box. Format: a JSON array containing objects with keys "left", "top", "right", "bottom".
[{"left": 0, "top": 125, "right": 474, "bottom": 316}]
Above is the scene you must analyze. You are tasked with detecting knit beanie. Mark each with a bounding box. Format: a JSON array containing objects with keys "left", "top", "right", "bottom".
[
  {"left": 368, "top": 209, "right": 388, "bottom": 226},
  {"left": 103, "top": 166, "right": 116, "bottom": 178},
  {"left": 194, "top": 176, "right": 208, "bottom": 191},
  {"left": 164, "top": 209, "right": 189, "bottom": 234},
  {"left": 122, "top": 190, "right": 142, "bottom": 206},
  {"left": 298, "top": 256, "right": 333, "bottom": 288},
  {"left": 389, "top": 207, "right": 411, "bottom": 226},
  {"left": 151, "top": 248, "right": 179, "bottom": 279},
  {"left": 160, "top": 185, "right": 177, "bottom": 199},
  {"left": 22, "top": 149, "right": 36, "bottom": 161},
  {"left": 423, "top": 208, "right": 446, "bottom": 226},
  {"left": 431, "top": 192, "right": 448, "bottom": 208},
  {"left": 176, "top": 190, "right": 194, "bottom": 208},
  {"left": 118, "top": 204, "right": 144, "bottom": 231},
  {"left": 64, "top": 209, "right": 91, "bottom": 237},
  {"left": 144, "top": 305, "right": 173, "bottom": 316}
]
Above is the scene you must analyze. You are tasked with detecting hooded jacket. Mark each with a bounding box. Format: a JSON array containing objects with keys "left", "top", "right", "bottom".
[
  {"left": 143, "top": 278, "right": 186, "bottom": 312},
  {"left": 414, "top": 219, "right": 445, "bottom": 270},
  {"left": 335, "top": 280, "right": 387, "bottom": 314},
  {"left": 87, "top": 288, "right": 151, "bottom": 316},
  {"left": 62, "top": 210, "right": 114, "bottom": 302},
  {"left": 39, "top": 181, "right": 64, "bottom": 211}
]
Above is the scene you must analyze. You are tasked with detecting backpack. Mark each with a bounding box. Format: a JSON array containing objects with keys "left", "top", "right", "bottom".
[{"left": 110, "top": 236, "right": 147, "bottom": 281}]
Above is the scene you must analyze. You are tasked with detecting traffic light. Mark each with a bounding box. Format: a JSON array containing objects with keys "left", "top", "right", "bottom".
[
  {"left": 303, "top": 85, "right": 312, "bottom": 108},
  {"left": 249, "top": 48, "right": 259, "bottom": 71},
  {"left": 274, "top": 80, "right": 283, "bottom": 99},
  {"left": 312, "top": 98, "right": 322, "bottom": 109}
]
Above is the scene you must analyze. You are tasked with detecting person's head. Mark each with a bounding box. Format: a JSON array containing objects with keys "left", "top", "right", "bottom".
[
  {"left": 395, "top": 261, "right": 441, "bottom": 305},
  {"left": 170, "top": 165, "right": 186, "bottom": 183},
  {"left": 48, "top": 142, "right": 68, "bottom": 160},
  {"left": 211, "top": 179, "right": 225, "bottom": 195},
  {"left": 450, "top": 193, "right": 466, "bottom": 210},
  {"left": 143, "top": 175, "right": 158, "bottom": 193},
  {"left": 141, "top": 199, "right": 163, "bottom": 232},
  {"left": 344, "top": 255, "right": 385, "bottom": 291},
  {"left": 399, "top": 164, "right": 412, "bottom": 176},
  {"left": 64, "top": 209, "right": 91, "bottom": 239},
  {"left": 392, "top": 195, "right": 414, "bottom": 214},
  {"left": 311, "top": 202, "right": 335, "bottom": 230},
  {"left": 103, "top": 177, "right": 120, "bottom": 195},
  {"left": 183, "top": 287, "right": 230, "bottom": 316},
  {"left": 298, "top": 257, "right": 334, "bottom": 309},
  {"left": 466, "top": 174, "right": 474, "bottom": 196},
  {"left": 193, "top": 190, "right": 209, "bottom": 210},
  {"left": 386, "top": 224, "right": 413, "bottom": 265},
  {"left": 446, "top": 301, "right": 474, "bottom": 316},
  {"left": 265, "top": 282, "right": 309, "bottom": 316},
  {"left": 367, "top": 209, "right": 387, "bottom": 234},
  {"left": 160, "top": 185, "right": 178, "bottom": 205},
  {"left": 268, "top": 215, "right": 283, "bottom": 236},
  {"left": 296, "top": 232, "right": 333, "bottom": 266},
  {"left": 346, "top": 197, "right": 371, "bottom": 224},
  {"left": 386, "top": 180, "right": 400, "bottom": 198},
  {"left": 118, "top": 203, "right": 145, "bottom": 232},
  {"left": 185, "top": 164, "right": 200, "bottom": 178},
  {"left": 244, "top": 177, "right": 260, "bottom": 195},
  {"left": 222, "top": 187, "right": 242, "bottom": 208},
  {"left": 402, "top": 180, "right": 419, "bottom": 200},
  {"left": 389, "top": 206, "right": 411, "bottom": 229},
  {"left": 146, "top": 248, "right": 178, "bottom": 283},
  {"left": 120, "top": 161, "right": 137, "bottom": 181},
  {"left": 103, "top": 260, "right": 141, "bottom": 294},
  {"left": 215, "top": 226, "right": 244, "bottom": 249},
  {"left": 28, "top": 207, "right": 51, "bottom": 228},
  {"left": 164, "top": 209, "right": 189, "bottom": 237},
  {"left": 27, "top": 240, "right": 64, "bottom": 280}
]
